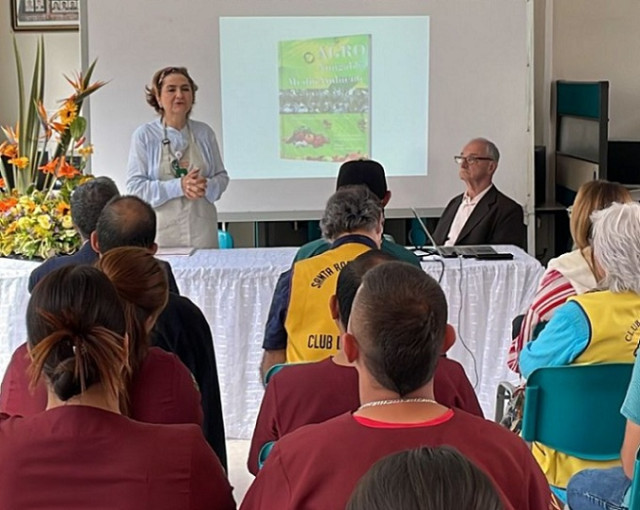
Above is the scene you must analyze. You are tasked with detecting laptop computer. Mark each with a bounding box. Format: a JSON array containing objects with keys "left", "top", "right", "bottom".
[{"left": 410, "top": 208, "right": 499, "bottom": 258}]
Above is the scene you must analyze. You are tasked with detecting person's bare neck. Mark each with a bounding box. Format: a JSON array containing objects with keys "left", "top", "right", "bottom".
[
  {"left": 465, "top": 181, "right": 492, "bottom": 200},
  {"left": 331, "top": 349, "right": 350, "bottom": 366},
  {"left": 46, "top": 382, "right": 121, "bottom": 414},
  {"left": 163, "top": 114, "right": 188, "bottom": 130},
  {"left": 355, "top": 375, "right": 446, "bottom": 422}
]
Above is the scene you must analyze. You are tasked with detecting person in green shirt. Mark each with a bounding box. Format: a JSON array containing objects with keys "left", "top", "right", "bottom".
[{"left": 293, "top": 159, "right": 421, "bottom": 267}]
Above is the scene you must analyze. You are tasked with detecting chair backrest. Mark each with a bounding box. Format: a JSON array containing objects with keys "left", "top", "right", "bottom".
[
  {"left": 628, "top": 448, "right": 640, "bottom": 510},
  {"left": 263, "top": 363, "right": 287, "bottom": 386},
  {"left": 258, "top": 441, "right": 276, "bottom": 470},
  {"left": 521, "top": 363, "right": 633, "bottom": 460},
  {"left": 217, "top": 229, "right": 234, "bottom": 249}
]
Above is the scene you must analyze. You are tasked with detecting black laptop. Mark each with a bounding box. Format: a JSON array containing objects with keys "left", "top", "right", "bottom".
[{"left": 410, "top": 208, "right": 500, "bottom": 258}]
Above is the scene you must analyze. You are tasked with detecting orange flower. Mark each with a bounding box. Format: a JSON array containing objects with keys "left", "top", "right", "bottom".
[
  {"left": 0, "top": 142, "right": 18, "bottom": 159},
  {"left": 0, "top": 178, "right": 5, "bottom": 188},
  {"left": 36, "top": 101, "right": 53, "bottom": 139},
  {"left": 58, "top": 100, "right": 78, "bottom": 126},
  {"left": 0, "top": 125, "right": 18, "bottom": 144},
  {"left": 8, "top": 156, "right": 29, "bottom": 169},
  {"left": 51, "top": 122, "right": 68, "bottom": 134},
  {"left": 56, "top": 200, "right": 70, "bottom": 216},
  {"left": 39, "top": 158, "right": 59, "bottom": 175},
  {"left": 56, "top": 157, "right": 80, "bottom": 179},
  {"left": 0, "top": 197, "right": 18, "bottom": 213}
]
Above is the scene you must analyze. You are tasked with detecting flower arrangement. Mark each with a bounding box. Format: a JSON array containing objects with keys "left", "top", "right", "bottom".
[{"left": 0, "top": 38, "right": 105, "bottom": 259}]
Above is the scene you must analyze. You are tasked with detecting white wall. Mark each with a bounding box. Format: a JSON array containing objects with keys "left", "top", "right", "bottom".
[
  {"left": 0, "top": 2, "right": 79, "bottom": 129},
  {"left": 550, "top": 0, "right": 640, "bottom": 141},
  {"left": 3, "top": 1, "right": 640, "bottom": 183}
]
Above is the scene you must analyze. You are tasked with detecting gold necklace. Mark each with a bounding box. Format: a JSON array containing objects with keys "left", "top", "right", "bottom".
[{"left": 359, "top": 397, "right": 438, "bottom": 410}]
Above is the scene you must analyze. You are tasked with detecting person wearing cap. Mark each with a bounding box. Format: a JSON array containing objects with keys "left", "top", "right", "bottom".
[
  {"left": 293, "top": 159, "right": 421, "bottom": 267},
  {"left": 260, "top": 186, "right": 384, "bottom": 380},
  {"left": 433, "top": 138, "right": 526, "bottom": 249}
]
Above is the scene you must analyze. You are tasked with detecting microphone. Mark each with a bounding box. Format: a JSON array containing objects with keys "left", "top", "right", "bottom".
[{"left": 162, "top": 138, "right": 170, "bottom": 146}]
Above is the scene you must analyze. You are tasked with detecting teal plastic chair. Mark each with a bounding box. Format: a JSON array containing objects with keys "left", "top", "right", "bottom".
[
  {"left": 263, "top": 362, "right": 312, "bottom": 386},
  {"left": 257, "top": 441, "right": 276, "bottom": 470},
  {"left": 263, "top": 363, "right": 287, "bottom": 386},
  {"left": 217, "top": 228, "right": 233, "bottom": 249},
  {"left": 522, "top": 363, "right": 634, "bottom": 502}
]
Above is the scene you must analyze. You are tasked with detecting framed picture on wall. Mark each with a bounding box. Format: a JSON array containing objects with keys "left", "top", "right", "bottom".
[{"left": 11, "top": 0, "right": 79, "bottom": 31}]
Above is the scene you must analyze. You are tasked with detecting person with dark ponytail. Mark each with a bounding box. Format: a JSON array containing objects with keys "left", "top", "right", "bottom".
[
  {"left": 0, "top": 265, "right": 235, "bottom": 509},
  {"left": 96, "top": 246, "right": 203, "bottom": 424},
  {"left": 0, "top": 248, "right": 203, "bottom": 427}
]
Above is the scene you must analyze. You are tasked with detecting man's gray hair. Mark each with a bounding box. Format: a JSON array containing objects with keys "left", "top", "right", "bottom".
[
  {"left": 592, "top": 201, "right": 640, "bottom": 294},
  {"left": 471, "top": 137, "right": 500, "bottom": 162},
  {"left": 320, "top": 185, "right": 383, "bottom": 241}
]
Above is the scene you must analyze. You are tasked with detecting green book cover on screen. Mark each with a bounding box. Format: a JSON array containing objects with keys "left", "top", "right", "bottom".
[{"left": 279, "top": 34, "right": 371, "bottom": 162}]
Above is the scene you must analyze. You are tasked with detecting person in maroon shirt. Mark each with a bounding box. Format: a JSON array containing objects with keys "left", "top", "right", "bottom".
[
  {"left": 0, "top": 265, "right": 235, "bottom": 509},
  {"left": 0, "top": 247, "right": 203, "bottom": 428},
  {"left": 241, "top": 262, "right": 551, "bottom": 510},
  {"left": 247, "top": 250, "right": 482, "bottom": 474},
  {"left": 347, "top": 446, "right": 505, "bottom": 510}
]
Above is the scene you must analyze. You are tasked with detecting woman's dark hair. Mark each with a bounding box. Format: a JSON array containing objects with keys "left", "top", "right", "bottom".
[
  {"left": 96, "top": 247, "right": 169, "bottom": 383},
  {"left": 145, "top": 66, "right": 198, "bottom": 114},
  {"left": 27, "top": 265, "right": 127, "bottom": 403},
  {"left": 347, "top": 446, "right": 505, "bottom": 510}
]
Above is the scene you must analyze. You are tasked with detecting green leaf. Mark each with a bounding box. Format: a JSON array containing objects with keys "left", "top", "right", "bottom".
[{"left": 69, "top": 116, "right": 87, "bottom": 140}]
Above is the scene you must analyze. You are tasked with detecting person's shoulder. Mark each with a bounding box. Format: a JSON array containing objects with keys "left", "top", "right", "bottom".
[
  {"left": 165, "top": 292, "right": 199, "bottom": 314},
  {"left": 132, "top": 119, "right": 161, "bottom": 139},
  {"left": 452, "top": 409, "right": 524, "bottom": 445},
  {"left": 380, "top": 239, "right": 421, "bottom": 266},
  {"left": 492, "top": 186, "right": 522, "bottom": 209},
  {"left": 438, "top": 355, "right": 466, "bottom": 374},
  {"left": 188, "top": 119, "right": 215, "bottom": 137},
  {"left": 142, "top": 346, "right": 184, "bottom": 367},
  {"left": 272, "top": 359, "right": 347, "bottom": 388},
  {"left": 294, "top": 238, "right": 330, "bottom": 262},
  {"left": 29, "top": 252, "right": 81, "bottom": 290},
  {"left": 277, "top": 411, "right": 353, "bottom": 448}
]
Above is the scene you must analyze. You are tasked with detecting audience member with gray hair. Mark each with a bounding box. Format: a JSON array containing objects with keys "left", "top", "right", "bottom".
[
  {"left": 28, "top": 176, "right": 120, "bottom": 292},
  {"left": 260, "top": 184, "right": 383, "bottom": 379},
  {"left": 520, "top": 200, "right": 640, "bottom": 491}
]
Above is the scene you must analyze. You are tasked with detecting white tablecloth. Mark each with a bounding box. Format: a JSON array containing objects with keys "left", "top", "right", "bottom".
[{"left": 0, "top": 246, "right": 542, "bottom": 439}]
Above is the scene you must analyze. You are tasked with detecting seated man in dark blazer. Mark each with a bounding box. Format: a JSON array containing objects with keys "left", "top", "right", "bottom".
[
  {"left": 28, "top": 176, "right": 119, "bottom": 292},
  {"left": 433, "top": 138, "right": 526, "bottom": 249}
]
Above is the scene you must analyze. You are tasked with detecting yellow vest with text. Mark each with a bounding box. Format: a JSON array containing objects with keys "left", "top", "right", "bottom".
[
  {"left": 534, "top": 290, "right": 640, "bottom": 488},
  {"left": 284, "top": 242, "right": 371, "bottom": 363}
]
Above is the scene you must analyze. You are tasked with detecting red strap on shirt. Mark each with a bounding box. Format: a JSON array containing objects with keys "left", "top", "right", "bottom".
[{"left": 353, "top": 409, "right": 455, "bottom": 429}]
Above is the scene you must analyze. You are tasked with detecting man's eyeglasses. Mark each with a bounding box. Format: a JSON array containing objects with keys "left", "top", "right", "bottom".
[{"left": 453, "top": 155, "right": 494, "bottom": 166}]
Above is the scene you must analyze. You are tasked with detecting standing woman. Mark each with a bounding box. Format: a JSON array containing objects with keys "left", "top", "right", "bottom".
[{"left": 127, "top": 67, "right": 229, "bottom": 248}]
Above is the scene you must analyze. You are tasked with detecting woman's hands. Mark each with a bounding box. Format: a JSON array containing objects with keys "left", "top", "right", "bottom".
[{"left": 181, "top": 168, "right": 207, "bottom": 200}]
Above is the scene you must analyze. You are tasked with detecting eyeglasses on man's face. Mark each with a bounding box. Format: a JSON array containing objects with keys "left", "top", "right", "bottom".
[{"left": 454, "top": 155, "right": 494, "bottom": 166}]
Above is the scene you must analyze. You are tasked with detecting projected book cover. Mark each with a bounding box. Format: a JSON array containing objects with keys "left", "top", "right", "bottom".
[{"left": 279, "top": 34, "right": 371, "bottom": 162}]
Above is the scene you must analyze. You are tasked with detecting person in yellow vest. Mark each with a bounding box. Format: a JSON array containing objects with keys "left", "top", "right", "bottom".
[
  {"left": 260, "top": 185, "right": 383, "bottom": 380},
  {"left": 520, "top": 201, "right": 640, "bottom": 492}
]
